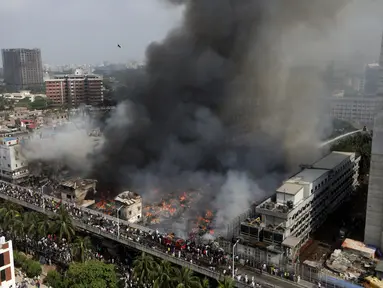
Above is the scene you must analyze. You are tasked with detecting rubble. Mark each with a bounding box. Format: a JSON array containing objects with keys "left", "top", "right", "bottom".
[{"left": 326, "top": 244, "right": 377, "bottom": 280}]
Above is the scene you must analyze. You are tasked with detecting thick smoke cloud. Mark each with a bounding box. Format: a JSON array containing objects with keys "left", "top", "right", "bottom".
[
  {"left": 93, "top": 0, "right": 349, "bottom": 232},
  {"left": 22, "top": 113, "right": 104, "bottom": 177},
  {"left": 20, "top": 0, "right": 349, "bottom": 234}
]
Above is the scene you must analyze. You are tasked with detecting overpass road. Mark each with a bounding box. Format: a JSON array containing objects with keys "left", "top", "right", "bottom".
[{"left": 0, "top": 189, "right": 311, "bottom": 288}]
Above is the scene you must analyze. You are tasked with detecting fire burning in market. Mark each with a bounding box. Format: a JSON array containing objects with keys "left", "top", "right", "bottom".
[{"left": 143, "top": 189, "right": 216, "bottom": 236}]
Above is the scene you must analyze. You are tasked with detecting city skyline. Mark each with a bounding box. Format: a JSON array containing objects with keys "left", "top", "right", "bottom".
[{"left": 1, "top": 1, "right": 383, "bottom": 66}]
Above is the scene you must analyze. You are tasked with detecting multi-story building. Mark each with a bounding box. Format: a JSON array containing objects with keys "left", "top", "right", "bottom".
[
  {"left": 1, "top": 48, "right": 44, "bottom": 91},
  {"left": 0, "top": 237, "right": 15, "bottom": 288},
  {"left": 329, "top": 95, "right": 383, "bottom": 127},
  {"left": 364, "top": 112, "right": 383, "bottom": 249},
  {"left": 45, "top": 69, "right": 103, "bottom": 107},
  {"left": 363, "top": 63, "right": 380, "bottom": 96},
  {"left": 236, "top": 151, "right": 360, "bottom": 266},
  {"left": 0, "top": 137, "right": 29, "bottom": 182},
  {"left": 378, "top": 32, "right": 383, "bottom": 97}
]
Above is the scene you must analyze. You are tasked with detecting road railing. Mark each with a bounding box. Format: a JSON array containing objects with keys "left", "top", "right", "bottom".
[{"left": 0, "top": 191, "right": 276, "bottom": 288}]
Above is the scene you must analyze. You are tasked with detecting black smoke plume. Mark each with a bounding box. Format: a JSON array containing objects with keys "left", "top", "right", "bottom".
[{"left": 93, "top": 0, "right": 350, "bottom": 233}]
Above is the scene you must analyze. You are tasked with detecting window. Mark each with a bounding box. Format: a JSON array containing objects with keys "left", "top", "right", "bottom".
[
  {"left": 129, "top": 211, "right": 132, "bottom": 215},
  {"left": 7, "top": 164, "right": 10, "bottom": 168}
]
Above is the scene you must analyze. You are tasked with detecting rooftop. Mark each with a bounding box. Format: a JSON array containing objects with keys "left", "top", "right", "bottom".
[
  {"left": 287, "top": 169, "right": 329, "bottom": 184},
  {"left": 276, "top": 183, "right": 303, "bottom": 195},
  {"left": 60, "top": 178, "right": 97, "bottom": 190},
  {"left": 2, "top": 137, "right": 17, "bottom": 142},
  {"left": 114, "top": 191, "right": 141, "bottom": 206},
  {"left": 313, "top": 151, "right": 353, "bottom": 170}
]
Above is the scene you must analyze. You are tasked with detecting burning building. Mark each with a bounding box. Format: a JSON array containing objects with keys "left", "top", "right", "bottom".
[
  {"left": 143, "top": 190, "right": 201, "bottom": 225},
  {"left": 89, "top": 191, "right": 142, "bottom": 223},
  {"left": 114, "top": 191, "right": 142, "bottom": 223},
  {"left": 58, "top": 178, "right": 97, "bottom": 206}
]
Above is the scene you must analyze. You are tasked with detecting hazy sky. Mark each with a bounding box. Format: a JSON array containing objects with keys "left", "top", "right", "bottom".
[{"left": 1, "top": 0, "right": 383, "bottom": 65}]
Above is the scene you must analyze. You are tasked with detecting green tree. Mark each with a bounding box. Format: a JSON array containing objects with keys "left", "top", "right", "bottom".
[
  {"left": 45, "top": 270, "right": 64, "bottom": 288},
  {"left": 133, "top": 252, "right": 158, "bottom": 287},
  {"left": 0, "top": 202, "right": 22, "bottom": 234},
  {"left": 217, "top": 277, "right": 235, "bottom": 288},
  {"left": 71, "top": 236, "right": 92, "bottom": 263},
  {"left": 24, "top": 212, "right": 45, "bottom": 240},
  {"left": 22, "top": 259, "right": 42, "bottom": 278},
  {"left": 331, "top": 132, "right": 372, "bottom": 175},
  {"left": 153, "top": 260, "right": 174, "bottom": 288},
  {"left": 200, "top": 278, "right": 210, "bottom": 288},
  {"left": 172, "top": 267, "right": 201, "bottom": 288},
  {"left": 65, "top": 260, "right": 118, "bottom": 288},
  {"left": 51, "top": 205, "right": 76, "bottom": 242}
]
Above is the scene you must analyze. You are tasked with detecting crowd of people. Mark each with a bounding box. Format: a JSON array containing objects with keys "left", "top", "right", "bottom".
[{"left": 0, "top": 180, "right": 302, "bottom": 288}]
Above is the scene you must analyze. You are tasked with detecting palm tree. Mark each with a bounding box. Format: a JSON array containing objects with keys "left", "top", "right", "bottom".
[
  {"left": 153, "top": 260, "right": 174, "bottom": 288},
  {"left": 172, "top": 267, "right": 201, "bottom": 288},
  {"left": 133, "top": 252, "right": 158, "bottom": 287},
  {"left": 71, "top": 236, "right": 92, "bottom": 262},
  {"left": 50, "top": 205, "right": 75, "bottom": 242},
  {"left": 24, "top": 212, "right": 43, "bottom": 240},
  {"left": 37, "top": 215, "right": 52, "bottom": 238},
  {"left": 0, "top": 202, "right": 22, "bottom": 233},
  {"left": 218, "top": 277, "right": 235, "bottom": 288},
  {"left": 200, "top": 278, "right": 210, "bottom": 288}
]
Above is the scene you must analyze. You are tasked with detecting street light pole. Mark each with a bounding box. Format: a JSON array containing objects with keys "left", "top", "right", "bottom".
[
  {"left": 117, "top": 206, "right": 123, "bottom": 239},
  {"left": 232, "top": 239, "right": 240, "bottom": 279}
]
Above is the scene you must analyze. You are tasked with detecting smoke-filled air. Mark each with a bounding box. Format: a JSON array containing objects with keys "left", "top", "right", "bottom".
[{"left": 22, "top": 0, "right": 350, "bottom": 235}]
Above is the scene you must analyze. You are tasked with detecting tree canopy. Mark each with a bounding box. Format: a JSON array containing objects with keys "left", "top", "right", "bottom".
[{"left": 65, "top": 260, "right": 118, "bottom": 288}]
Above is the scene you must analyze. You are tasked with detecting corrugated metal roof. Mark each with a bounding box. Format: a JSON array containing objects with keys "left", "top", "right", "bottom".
[
  {"left": 341, "top": 238, "right": 375, "bottom": 257},
  {"left": 313, "top": 151, "right": 353, "bottom": 170}
]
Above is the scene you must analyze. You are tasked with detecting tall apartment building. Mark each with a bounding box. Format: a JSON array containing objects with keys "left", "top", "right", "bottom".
[
  {"left": 0, "top": 137, "right": 29, "bottom": 183},
  {"left": 0, "top": 237, "right": 16, "bottom": 288},
  {"left": 45, "top": 69, "right": 103, "bottom": 107},
  {"left": 364, "top": 112, "right": 383, "bottom": 248},
  {"left": 364, "top": 63, "right": 381, "bottom": 96},
  {"left": 378, "top": 33, "right": 383, "bottom": 96},
  {"left": 237, "top": 151, "right": 360, "bottom": 266},
  {"left": 1, "top": 48, "right": 44, "bottom": 91},
  {"left": 329, "top": 96, "right": 383, "bottom": 127}
]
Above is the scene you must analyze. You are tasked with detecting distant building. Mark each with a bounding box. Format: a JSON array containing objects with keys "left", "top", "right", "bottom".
[
  {"left": 329, "top": 95, "right": 383, "bottom": 127},
  {"left": 378, "top": 32, "right": 383, "bottom": 96},
  {"left": 45, "top": 69, "right": 103, "bottom": 107},
  {"left": 1, "top": 90, "right": 46, "bottom": 102},
  {"left": 1, "top": 48, "right": 44, "bottom": 91},
  {"left": 0, "top": 137, "right": 29, "bottom": 182},
  {"left": 363, "top": 63, "right": 380, "bottom": 96},
  {"left": 364, "top": 112, "right": 383, "bottom": 249},
  {"left": 237, "top": 151, "right": 360, "bottom": 266},
  {"left": 0, "top": 237, "right": 15, "bottom": 288}
]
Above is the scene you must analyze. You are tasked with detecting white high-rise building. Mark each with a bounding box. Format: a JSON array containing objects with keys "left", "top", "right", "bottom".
[
  {"left": 236, "top": 151, "right": 360, "bottom": 265},
  {"left": 378, "top": 33, "right": 383, "bottom": 96},
  {"left": 364, "top": 112, "right": 383, "bottom": 248}
]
